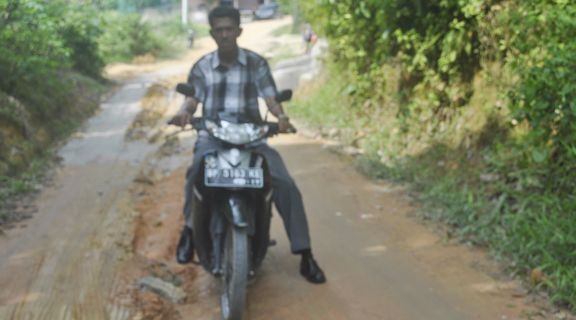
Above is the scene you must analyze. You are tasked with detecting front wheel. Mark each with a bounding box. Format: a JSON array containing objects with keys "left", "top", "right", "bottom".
[{"left": 221, "top": 226, "right": 248, "bottom": 320}]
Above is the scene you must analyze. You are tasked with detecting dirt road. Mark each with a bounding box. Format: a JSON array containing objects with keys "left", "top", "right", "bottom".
[{"left": 0, "top": 18, "right": 547, "bottom": 320}]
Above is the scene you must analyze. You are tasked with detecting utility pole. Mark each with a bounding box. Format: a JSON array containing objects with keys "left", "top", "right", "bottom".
[{"left": 182, "top": 0, "right": 188, "bottom": 25}]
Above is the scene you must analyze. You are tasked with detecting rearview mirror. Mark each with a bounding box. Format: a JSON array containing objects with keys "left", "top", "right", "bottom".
[
  {"left": 275, "top": 90, "right": 292, "bottom": 103},
  {"left": 176, "top": 83, "right": 196, "bottom": 97}
]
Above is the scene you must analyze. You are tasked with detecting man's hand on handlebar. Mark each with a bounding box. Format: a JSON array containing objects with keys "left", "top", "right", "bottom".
[
  {"left": 279, "top": 118, "right": 295, "bottom": 133},
  {"left": 171, "top": 110, "right": 192, "bottom": 129}
]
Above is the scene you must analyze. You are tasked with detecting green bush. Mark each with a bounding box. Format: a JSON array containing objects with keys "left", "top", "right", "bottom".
[
  {"left": 0, "top": 0, "right": 70, "bottom": 93},
  {"left": 0, "top": 0, "right": 106, "bottom": 88},
  {"left": 97, "top": 11, "right": 206, "bottom": 63},
  {"left": 147, "top": 15, "right": 208, "bottom": 60},
  {"left": 297, "top": 0, "right": 482, "bottom": 106},
  {"left": 1, "top": 0, "right": 206, "bottom": 83},
  {"left": 506, "top": 2, "right": 576, "bottom": 163},
  {"left": 98, "top": 11, "right": 159, "bottom": 63},
  {"left": 56, "top": 1, "right": 105, "bottom": 79},
  {"left": 297, "top": 0, "right": 575, "bottom": 157}
]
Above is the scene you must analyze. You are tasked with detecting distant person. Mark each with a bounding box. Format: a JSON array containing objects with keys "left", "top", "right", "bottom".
[
  {"left": 186, "top": 29, "right": 195, "bottom": 48},
  {"left": 300, "top": 23, "right": 313, "bottom": 54}
]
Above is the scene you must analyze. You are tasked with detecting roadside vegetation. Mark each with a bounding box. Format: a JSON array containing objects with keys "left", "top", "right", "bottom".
[
  {"left": 267, "top": 22, "right": 304, "bottom": 69},
  {"left": 0, "top": 0, "right": 207, "bottom": 224},
  {"left": 291, "top": 0, "right": 576, "bottom": 310},
  {"left": 270, "top": 23, "right": 299, "bottom": 37}
]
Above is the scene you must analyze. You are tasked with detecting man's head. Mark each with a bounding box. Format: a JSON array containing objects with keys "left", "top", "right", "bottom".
[
  {"left": 209, "top": 6, "right": 242, "bottom": 52},
  {"left": 209, "top": 5, "right": 241, "bottom": 27}
]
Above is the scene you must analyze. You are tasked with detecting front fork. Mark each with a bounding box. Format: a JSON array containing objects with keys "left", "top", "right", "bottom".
[
  {"left": 211, "top": 230, "right": 253, "bottom": 277},
  {"left": 212, "top": 233, "right": 224, "bottom": 277},
  {"left": 210, "top": 195, "right": 253, "bottom": 277}
]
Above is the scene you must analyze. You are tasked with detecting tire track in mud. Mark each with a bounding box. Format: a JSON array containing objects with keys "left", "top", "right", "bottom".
[{"left": 0, "top": 166, "right": 139, "bottom": 320}]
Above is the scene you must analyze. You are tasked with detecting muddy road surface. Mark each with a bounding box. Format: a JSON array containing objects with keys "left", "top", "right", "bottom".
[{"left": 0, "top": 18, "right": 549, "bottom": 320}]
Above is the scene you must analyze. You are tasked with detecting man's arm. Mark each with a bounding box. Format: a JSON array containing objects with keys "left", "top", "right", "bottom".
[
  {"left": 265, "top": 96, "right": 294, "bottom": 133},
  {"left": 257, "top": 58, "right": 295, "bottom": 133}
]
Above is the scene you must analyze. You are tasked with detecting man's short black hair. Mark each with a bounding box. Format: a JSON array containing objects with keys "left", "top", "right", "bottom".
[{"left": 209, "top": 5, "right": 241, "bottom": 27}]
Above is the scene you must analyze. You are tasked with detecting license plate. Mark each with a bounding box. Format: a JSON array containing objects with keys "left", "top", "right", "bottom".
[{"left": 205, "top": 168, "right": 264, "bottom": 188}]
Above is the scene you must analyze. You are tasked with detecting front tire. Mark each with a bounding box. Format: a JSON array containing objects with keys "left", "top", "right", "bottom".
[{"left": 221, "top": 227, "right": 248, "bottom": 320}]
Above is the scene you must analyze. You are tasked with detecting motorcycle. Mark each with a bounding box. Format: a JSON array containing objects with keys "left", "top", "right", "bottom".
[{"left": 170, "top": 83, "right": 294, "bottom": 320}]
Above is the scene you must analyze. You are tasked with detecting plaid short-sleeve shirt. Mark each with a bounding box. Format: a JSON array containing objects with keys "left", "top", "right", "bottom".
[{"left": 187, "top": 48, "right": 277, "bottom": 123}]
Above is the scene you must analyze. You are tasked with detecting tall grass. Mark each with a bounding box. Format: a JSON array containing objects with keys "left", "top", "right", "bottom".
[{"left": 0, "top": 152, "right": 54, "bottom": 224}]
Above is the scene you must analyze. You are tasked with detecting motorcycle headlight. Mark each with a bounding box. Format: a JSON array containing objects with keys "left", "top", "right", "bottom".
[{"left": 205, "top": 120, "right": 269, "bottom": 145}]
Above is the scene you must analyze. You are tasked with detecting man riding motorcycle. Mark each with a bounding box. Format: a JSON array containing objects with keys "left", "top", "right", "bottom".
[{"left": 170, "top": 6, "right": 326, "bottom": 284}]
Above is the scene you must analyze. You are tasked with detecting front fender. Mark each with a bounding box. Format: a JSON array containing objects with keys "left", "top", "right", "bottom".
[{"left": 223, "top": 194, "right": 249, "bottom": 228}]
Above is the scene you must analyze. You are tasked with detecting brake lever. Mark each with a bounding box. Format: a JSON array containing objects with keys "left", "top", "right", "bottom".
[{"left": 165, "top": 128, "right": 193, "bottom": 139}]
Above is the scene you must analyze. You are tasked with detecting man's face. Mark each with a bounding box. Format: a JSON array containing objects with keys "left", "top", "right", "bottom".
[{"left": 210, "top": 17, "right": 242, "bottom": 52}]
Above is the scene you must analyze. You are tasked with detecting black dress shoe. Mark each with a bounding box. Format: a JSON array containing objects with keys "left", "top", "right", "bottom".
[
  {"left": 176, "top": 226, "right": 194, "bottom": 264},
  {"left": 300, "top": 255, "right": 326, "bottom": 284}
]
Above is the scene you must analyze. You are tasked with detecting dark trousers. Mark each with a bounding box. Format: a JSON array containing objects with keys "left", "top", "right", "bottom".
[{"left": 183, "top": 136, "right": 311, "bottom": 253}]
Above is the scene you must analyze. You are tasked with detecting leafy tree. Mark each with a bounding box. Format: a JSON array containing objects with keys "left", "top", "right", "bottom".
[
  {"left": 53, "top": 0, "right": 105, "bottom": 79},
  {"left": 0, "top": 0, "right": 70, "bottom": 93},
  {"left": 0, "top": 0, "right": 106, "bottom": 90},
  {"left": 506, "top": 1, "right": 576, "bottom": 163},
  {"left": 299, "top": 0, "right": 576, "bottom": 161}
]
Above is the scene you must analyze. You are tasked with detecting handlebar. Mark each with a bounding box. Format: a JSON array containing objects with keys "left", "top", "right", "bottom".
[
  {"left": 167, "top": 117, "right": 297, "bottom": 134},
  {"left": 167, "top": 118, "right": 202, "bottom": 126}
]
